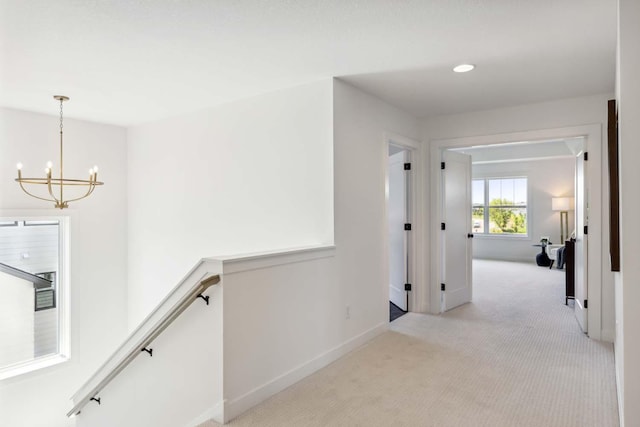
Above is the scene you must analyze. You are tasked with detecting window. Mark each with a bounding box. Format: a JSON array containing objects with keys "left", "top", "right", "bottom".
[
  {"left": 0, "top": 217, "right": 69, "bottom": 379},
  {"left": 472, "top": 177, "right": 528, "bottom": 236}
]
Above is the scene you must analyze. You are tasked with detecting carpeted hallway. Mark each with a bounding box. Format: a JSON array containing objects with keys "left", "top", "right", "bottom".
[{"left": 202, "top": 260, "right": 619, "bottom": 426}]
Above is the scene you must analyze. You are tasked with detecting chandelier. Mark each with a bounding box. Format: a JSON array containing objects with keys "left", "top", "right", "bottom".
[{"left": 15, "top": 96, "right": 103, "bottom": 209}]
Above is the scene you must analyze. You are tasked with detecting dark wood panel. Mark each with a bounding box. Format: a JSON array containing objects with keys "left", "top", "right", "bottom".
[
  {"left": 607, "top": 99, "right": 621, "bottom": 272},
  {"left": 565, "top": 239, "right": 575, "bottom": 305}
]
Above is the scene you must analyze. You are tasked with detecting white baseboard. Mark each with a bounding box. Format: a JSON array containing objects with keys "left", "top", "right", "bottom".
[
  {"left": 614, "top": 343, "right": 624, "bottom": 427},
  {"left": 223, "top": 322, "right": 387, "bottom": 423},
  {"left": 185, "top": 400, "right": 225, "bottom": 427},
  {"left": 601, "top": 328, "right": 615, "bottom": 343}
]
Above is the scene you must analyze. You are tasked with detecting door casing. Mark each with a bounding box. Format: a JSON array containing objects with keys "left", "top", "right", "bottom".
[{"left": 428, "top": 125, "right": 604, "bottom": 340}]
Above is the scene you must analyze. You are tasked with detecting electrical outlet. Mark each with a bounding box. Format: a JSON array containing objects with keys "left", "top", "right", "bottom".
[{"left": 346, "top": 305, "right": 351, "bottom": 319}]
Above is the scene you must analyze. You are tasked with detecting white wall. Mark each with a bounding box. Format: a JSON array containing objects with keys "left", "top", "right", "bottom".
[
  {"left": 0, "top": 273, "right": 34, "bottom": 366},
  {"left": 0, "top": 108, "right": 128, "bottom": 427},
  {"left": 126, "top": 80, "right": 334, "bottom": 329},
  {"left": 222, "top": 248, "right": 342, "bottom": 422},
  {"left": 616, "top": 0, "right": 640, "bottom": 424},
  {"left": 81, "top": 78, "right": 419, "bottom": 425},
  {"left": 75, "top": 260, "right": 223, "bottom": 427},
  {"left": 421, "top": 94, "right": 615, "bottom": 341},
  {"left": 333, "top": 79, "right": 420, "bottom": 332},
  {"left": 472, "top": 158, "right": 575, "bottom": 262},
  {"left": 74, "top": 246, "right": 358, "bottom": 426}
]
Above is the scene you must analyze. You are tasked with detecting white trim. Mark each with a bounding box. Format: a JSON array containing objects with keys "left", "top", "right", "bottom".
[
  {"left": 616, "top": 340, "right": 625, "bottom": 427},
  {"left": 0, "top": 353, "right": 68, "bottom": 381},
  {"left": 601, "top": 328, "right": 615, "bottom": 343},
  {"left": 184, "top": 400, "right": 226, "bottom": 427},
  {"left": 0, "top": 211, "right": 71, "bottom": 381},
  {"left": 429, "top": 125, "right": 604, "bottom": 341},
  {"left": 386, "top": 132, "right": 421, "bottom": 150},
  {"left": 223, "top": 322, "right": 387, "bottom": 423},
  {"left": 212, "top": 245, "right": 336, "bottom": 275},
  {"left": 471, "top": 154, "right": 576, "bottom": 165}
]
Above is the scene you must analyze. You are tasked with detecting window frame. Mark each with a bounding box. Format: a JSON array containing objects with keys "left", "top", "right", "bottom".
[
  {"left": 472, "top": 176, "right": 530, "bottom": 239},
  {"left": 0, "top": 214, "right": 70, "bottom": 380}
]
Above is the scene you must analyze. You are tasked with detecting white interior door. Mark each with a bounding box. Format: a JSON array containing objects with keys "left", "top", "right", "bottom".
[
  {"left": 442, "top": 150, "right": 473, "bottom": 311},
  {"left": 574, "top": 151, "right": 588, "bottom": 332},
  {"left": 388, "top": 150, "right": 408, "bottom": 310}
]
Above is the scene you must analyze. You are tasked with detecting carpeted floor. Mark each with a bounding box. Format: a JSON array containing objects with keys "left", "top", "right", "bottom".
[{"left": 201, "top": 260, "right": 618, "bottom": 426}]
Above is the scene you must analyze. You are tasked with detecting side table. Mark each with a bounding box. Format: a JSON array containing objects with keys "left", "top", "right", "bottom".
[{"left": 532, "top": 244, "right": 551, "bottom": 267}]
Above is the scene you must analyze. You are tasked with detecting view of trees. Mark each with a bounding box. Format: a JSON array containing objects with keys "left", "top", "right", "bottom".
[
  {"left": 472, "top": 199, "right": 527, "bottom": 234},
  {"left": 472, "top": 178, "right": 528, "bottom": 235},
  {"left": 488, "top": 198, "right": 527, "bottom": 234}
]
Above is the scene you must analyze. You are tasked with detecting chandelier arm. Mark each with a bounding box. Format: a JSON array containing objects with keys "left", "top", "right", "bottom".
[
  {"left": 46, "top": 173, "right": 62, "bottom": 204},
  {"left": 17, "top": 180, "right": 57, "bottom": 203}
]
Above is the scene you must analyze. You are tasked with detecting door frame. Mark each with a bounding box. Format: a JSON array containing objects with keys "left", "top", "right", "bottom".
[
  {"left": 428, "top": 124, "right": 605, "bottom": 340},
  {"left": 383, "top": 133, "right": 423, "bottom": 315}
]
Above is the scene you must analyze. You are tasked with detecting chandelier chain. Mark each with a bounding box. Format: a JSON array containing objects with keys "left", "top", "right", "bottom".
[{"left": 60, "top": 99, "right": 64, "bottom": 131}]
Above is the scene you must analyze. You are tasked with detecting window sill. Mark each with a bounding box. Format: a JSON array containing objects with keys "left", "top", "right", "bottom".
[
  {"left": 0, "top": 353, "right": 69, "bottom": 381},
  {"left": 473, "top": 234, "right": 531, "bottom": 241}
]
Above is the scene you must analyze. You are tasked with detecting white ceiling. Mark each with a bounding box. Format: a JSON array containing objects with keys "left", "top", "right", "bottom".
[
  {"left": 0, "top": 0, "right": 616, "bottom": 126},
  {"left": 451, "top": 138, "right": 584, "bottom": 164}
]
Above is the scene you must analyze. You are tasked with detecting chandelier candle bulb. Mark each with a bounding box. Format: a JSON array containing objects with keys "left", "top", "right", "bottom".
[{"left": 16, "top": 162, "right": 23, "bottom": 170}]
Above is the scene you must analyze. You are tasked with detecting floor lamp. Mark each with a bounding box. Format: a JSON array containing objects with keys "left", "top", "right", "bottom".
[{"left": 552, "top": 197, "right": 574, "bottom": 243}]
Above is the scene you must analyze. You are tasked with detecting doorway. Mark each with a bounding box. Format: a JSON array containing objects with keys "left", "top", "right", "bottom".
[
  {"left": 388, "top": 145, "right": 410, "bottom": 320},
  {"left": 429, "top": 126, "right": 604, "bottom": 340},
  {"left": 440, "top": 139, "right": 583, "bottom": 312},
  {"left": 386, "top": 134, "right": 421, "bottom": 322}
]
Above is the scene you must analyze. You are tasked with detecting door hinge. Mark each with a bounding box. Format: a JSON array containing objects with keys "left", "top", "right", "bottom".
[
  {"left": 584, "top": 152, "right": 589, "bottom": 161},
  {"left": 441, "top": 283, "right": 446, "bottom": 291},
  {"left": 441, "top": 162, "right": 445, "bottom": 170},
  {"left": 584, "top": 225, "right": 588, "bottom": 235},
  {"left": 441, "top": 222, "right": 446, "bottom": 231},
  {"left": 404, "top": 283, "right": 412, "bottom": 291},
  {"left": 404, "top": 223, "right": 412, "bottom": 231},
  {"left": 584, "top": 299, "right": 588, "bottom": 309},
  {"left": 404, "top": 162, "right": 411, "bottom": 170}
]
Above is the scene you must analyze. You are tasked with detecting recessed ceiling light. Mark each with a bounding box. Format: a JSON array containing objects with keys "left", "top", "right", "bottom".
[{"left": 453, "top": 64, "right": 475, "bottom": 73}]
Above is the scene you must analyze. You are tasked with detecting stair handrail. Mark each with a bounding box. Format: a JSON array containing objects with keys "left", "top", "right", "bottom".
[
  {"left": 0, "top": 261, "right": 53, "bottom": 289},
  {"left": 67, "top": 273, "right": 220, "bottom": 418}
]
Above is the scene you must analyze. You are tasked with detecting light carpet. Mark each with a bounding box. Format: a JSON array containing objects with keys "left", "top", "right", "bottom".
[{"left": 201, "top": 260, "right": 618, "bottom": 426}]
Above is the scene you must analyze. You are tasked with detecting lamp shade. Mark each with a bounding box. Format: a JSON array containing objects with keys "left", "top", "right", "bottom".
[{"left": 552, "top": 197, "right": 574, "bottom": 211}]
